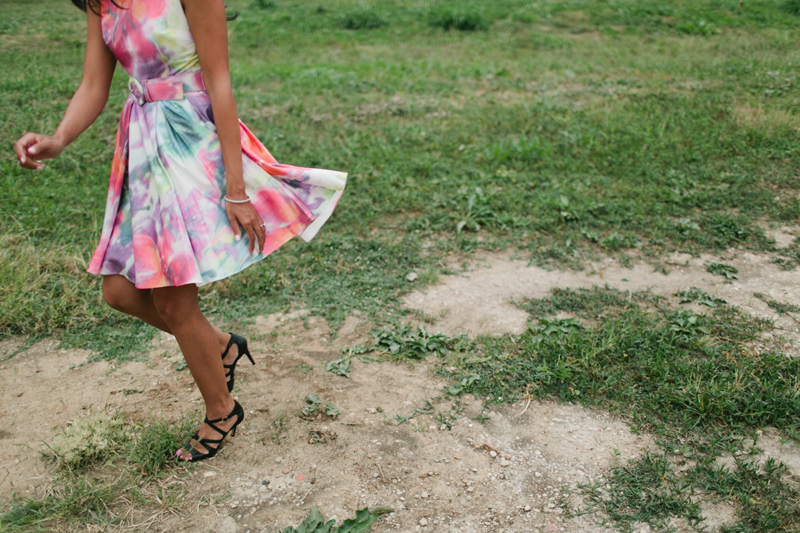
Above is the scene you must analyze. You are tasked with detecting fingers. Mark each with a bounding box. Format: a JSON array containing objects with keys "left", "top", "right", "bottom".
[
  {"left": 255, "top": 222, "right": 266, "bottom": 254},
  {"left": 14, "top": 133, "right": 45, "bottom": 170},
  {"left": 227, "top": 208, "right": 242, "bottom": 242},
  {"left": 244, "top": 222, "right": 256, "bottom": 255},
  {"left": 227, "top": 204, "right": 265, "bottom": 255}
]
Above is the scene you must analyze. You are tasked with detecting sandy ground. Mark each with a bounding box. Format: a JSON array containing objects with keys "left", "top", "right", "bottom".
[{"left": 2, "top": 245, "right": 799, "bottom": 532}]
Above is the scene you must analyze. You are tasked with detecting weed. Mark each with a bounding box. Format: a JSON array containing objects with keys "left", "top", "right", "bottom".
[
  {"left": 1, "top": 411, "right": 201, "bottom": 531},
  {"left": 529, "top": 316, "right": 583, "bottom": 344},
  {"left": 302, "top": 394, "right": 323, "bottom": 416},
  {"left": 675, "top": 287, "right": 726, "bottom": 307},
  {"left": 324, "top": 402, "right": 343, "bottom": 418},
  {"left": 301, "top": 394, "right": 342, "bottom": 418},
  {"left": 586, "top": 452, "right": 703, "bottom": 530},
  {"left": 368, "top": 325, "right": 450, "bottom": 359},
  {"left": 0, "top": 475, "right": 121, "bottom": 532},
  {"left": 668, "top": 309, "right": 708, "bottom": 339},
  {"left": 325, "top": 354, "right": 353, "bottom": 377},
  {"left": 277, "top": 505, "right": 393, "bottom": 533},
  {"left": 704, "top": 261, "right": 738, "bottom": 280},
  {"left": 341, "top": 344, "right": 367, "bottom": 356},
  {"left": 446, "top": 287, "right": 796, "bottom": 433}
]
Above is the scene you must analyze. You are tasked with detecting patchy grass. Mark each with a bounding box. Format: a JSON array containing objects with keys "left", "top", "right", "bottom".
[
  {"left": 0, "top": 412, "right": 197, "bottom": 532},
  {"left": 440, "top": 286, "right": 800, "bottom": 531}
]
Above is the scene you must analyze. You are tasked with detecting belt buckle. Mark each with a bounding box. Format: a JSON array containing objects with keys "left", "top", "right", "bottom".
[{"left": 128, "top": 78, "right": 146, "bottom": 105}]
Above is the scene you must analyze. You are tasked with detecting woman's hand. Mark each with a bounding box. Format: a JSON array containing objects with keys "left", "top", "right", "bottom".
[
  {"left": 225, "top": 200, "right": 266, "bottom": 255},
  {"left": 14, "top": 133, "right": 65, "bottom": 170}
]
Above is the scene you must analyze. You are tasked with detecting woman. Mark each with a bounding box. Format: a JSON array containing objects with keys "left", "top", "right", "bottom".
[{"left": 13, "top": 0, "right": 346, "bottom": 461}]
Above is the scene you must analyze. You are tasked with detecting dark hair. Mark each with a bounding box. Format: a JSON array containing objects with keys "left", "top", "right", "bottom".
[
  {"left": 69, "top": 0, "right": 106, "bottom": 13},
  {"left": 69, "top": 0, "right": 238, "bottom": 20}
]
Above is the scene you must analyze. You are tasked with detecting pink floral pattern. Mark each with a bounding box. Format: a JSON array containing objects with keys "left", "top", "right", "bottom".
[{"left": 87, "top": 0, "right": 346, "bottom": 288}]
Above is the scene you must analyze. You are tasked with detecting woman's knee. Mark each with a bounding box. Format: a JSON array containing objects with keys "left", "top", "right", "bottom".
[
  {"left": 152, "top": 286, "right": 199, "bottom": 326},
  {"left": 102, "top": 276, "right": 143, "bottom": 314}
]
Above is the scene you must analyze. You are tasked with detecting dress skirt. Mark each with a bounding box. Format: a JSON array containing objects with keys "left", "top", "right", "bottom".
[{"left": 86, "top": 91, "right": 346, "bottom": 289}]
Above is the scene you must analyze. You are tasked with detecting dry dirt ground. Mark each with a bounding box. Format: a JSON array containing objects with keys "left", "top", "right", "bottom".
[{"left": 2, "top": 244, "right": 800, "bottom": 533}]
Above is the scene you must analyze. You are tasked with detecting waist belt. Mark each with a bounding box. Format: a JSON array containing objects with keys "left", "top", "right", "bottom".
[{"left": 128, "top": 71, "right": 206, "bottom": 105}]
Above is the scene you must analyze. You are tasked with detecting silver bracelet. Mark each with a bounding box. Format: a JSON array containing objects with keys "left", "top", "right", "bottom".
[{"left": 224, "top": 195, "right": 251, "bottom": 204}]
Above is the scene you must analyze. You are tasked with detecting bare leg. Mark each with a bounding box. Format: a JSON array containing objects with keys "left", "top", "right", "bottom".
[
  {"left": 151, "top": 284, "right": 240, "bottom": 456},
  {"left": 102, "top": 275, "right": 241, "bottom": 365}
]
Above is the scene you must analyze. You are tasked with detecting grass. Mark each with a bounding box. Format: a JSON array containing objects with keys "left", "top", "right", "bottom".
[
  {"left": 3, "top": 0, "right": 800, "bottom": 347},
  {"left": 2, "top": 0, "right": 800, "bottom": 529}
]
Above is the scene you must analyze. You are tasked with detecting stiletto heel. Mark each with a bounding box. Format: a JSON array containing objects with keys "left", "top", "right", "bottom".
[
  {"left": 221, "top": 333, "right": 255, "bottom": 392},
  {"left": 176, "top": 400, "right": 244, "bottom": 462}
]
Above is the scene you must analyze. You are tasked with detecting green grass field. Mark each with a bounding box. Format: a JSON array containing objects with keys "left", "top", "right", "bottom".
[{"left": 2, "top": 0, "right": 800, "bottom": 530}]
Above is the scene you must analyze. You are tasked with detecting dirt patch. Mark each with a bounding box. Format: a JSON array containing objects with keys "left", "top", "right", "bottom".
[
  {"left": 1, "top": 310, "right": 643, "bottom": 532},
  {"left": 403, "top": 250, "right": 800, "bottom": 349}
]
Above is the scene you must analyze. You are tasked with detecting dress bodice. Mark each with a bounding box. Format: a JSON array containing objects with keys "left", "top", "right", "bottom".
[{"left": 101, "top": 0, "right": 200, "bottom": 80}]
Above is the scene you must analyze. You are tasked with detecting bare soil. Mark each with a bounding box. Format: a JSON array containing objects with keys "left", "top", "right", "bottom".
[{"left": 2, "top": 247, "right": 799, "bottom": 533}]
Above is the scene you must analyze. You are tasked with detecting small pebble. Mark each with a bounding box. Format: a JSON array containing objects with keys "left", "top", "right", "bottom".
[
  {"left": 275, "top": 456, "right": 283, "bottom": 464},
  {"left": 489, "top": 451, "right": 497, "bottom": 458},
  {"left": 419, "top": 518, "right": 428, "bottom": 526}
]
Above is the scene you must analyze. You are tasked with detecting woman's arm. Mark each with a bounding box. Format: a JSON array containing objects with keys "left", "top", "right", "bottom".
[
  {"left": 183, "top": 0, "right": 266, "bottom": 254},
  {"left": 14, "top": 6, "right": 116, "bottom": 170}
]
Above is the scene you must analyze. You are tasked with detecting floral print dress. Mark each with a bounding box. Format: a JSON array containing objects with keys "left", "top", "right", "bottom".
[{"left": 87, "top": 0, "right": 346, "bottom": 288}]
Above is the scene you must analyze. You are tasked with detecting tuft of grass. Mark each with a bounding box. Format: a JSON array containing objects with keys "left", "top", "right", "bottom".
[
  {"left": 676, "top": 18, "right": 720, "bottom": 36},
  {"left": 251, "top": 0, "right": 275, "bottom": 9},
  {"left": 754, "top": 292, "right": 800, "bottom": 317},
  {"left": 47, "top": 412, "right": 129, "bottom": 471},
  {"left": 335, "top": 5, "right": 387, "bottom": 30},
  {"left": 782, "top": 0, "right": 800, "bottom": 16},
  {"left": 126, "top": 416, "right": 198, "bottom": 476},
  {"left": 0, "top": 476, "right": 122, "bottom": 533},
  {"left": 428, "top": 7, "right": 488, "bottom": 31}
]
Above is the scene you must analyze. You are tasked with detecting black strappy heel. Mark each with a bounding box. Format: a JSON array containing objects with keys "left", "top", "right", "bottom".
[
  {"left": 221, "top": 333, "right": 254, "bottom": 393},
  {"left": 176, "top": 400, "right": 245, "bottom": 462}
]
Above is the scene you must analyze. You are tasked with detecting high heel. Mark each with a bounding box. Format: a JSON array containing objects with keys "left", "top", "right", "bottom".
[
  {"left": 176, "top": 400, "right": 245, "bottom": 462},
  {"left": 221, "top": 333, "right": 255, "bottom": 393}
]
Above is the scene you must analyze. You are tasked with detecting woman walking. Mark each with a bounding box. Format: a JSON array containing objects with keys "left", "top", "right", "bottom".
[{"left": 13, "top": 0, "right": 346, "bottom": 461}]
